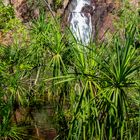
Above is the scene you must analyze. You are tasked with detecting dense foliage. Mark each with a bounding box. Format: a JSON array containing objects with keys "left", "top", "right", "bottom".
[{"left": 0, "top": 1, "right": 140, "bottom": 140}]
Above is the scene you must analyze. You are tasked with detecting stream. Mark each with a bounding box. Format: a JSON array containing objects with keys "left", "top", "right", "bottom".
[{"left": 69, "top": 0, "right": 93, "bottom": 45}]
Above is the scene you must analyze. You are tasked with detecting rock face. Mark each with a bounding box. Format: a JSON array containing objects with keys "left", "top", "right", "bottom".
[
  {"left": 91, "top": 0, "right": 114, "bottom": 40},
  {"left": 2, "top": 0, "right": 41, "bottom": 22},
  {"left": 10, "top": 0, "right": 40, "bottom": 22},
  {"left": 2, "top": 0, "right": 70, "bottom": 22},
  {"left": 2, "top": 0, "right": 139, "bottom": 40}
]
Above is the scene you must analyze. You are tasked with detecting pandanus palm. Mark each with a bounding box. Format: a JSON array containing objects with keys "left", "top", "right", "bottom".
[
  {"left": 0, "top": 44, "right": 28, "bottom": 139},
  {"left": 53, "top": 23, "right": 140, "bottom": 140},
  {"left": 57, "top": 41, "right": 101, "bottom": 140},
  {"left": 97, "top": 24, "right": 140, "bottom": 139}
]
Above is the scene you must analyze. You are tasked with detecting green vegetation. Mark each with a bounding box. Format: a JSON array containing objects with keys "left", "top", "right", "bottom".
[
  {"left": 0, "top": 4, "right": 14, "bottom": 29},
  {"left": 0, "top": 1, "right": 140, "bottom": 140}
]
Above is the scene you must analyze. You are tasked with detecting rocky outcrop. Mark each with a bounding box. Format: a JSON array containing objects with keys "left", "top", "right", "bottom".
[
  {"left": 91, "top": 0, "right": 114, "bottom": 40},
  {"left": 10, "top": 0, "right": 40, "bottom": 22},
  {"left": 2, "top": 0, "right": 70, "bottom": 22}
]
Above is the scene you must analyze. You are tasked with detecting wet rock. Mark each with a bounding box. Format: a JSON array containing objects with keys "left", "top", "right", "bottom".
[{"left": 81, "top": 5, "right": 95, "bottom": 16}]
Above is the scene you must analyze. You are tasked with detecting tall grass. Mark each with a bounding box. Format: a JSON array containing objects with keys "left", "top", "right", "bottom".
[{"left": 0, "top": 2, "right": 140, "bottom": 140}]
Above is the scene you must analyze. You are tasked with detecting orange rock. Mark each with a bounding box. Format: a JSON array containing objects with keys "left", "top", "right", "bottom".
[{"left": 0, "top": 31, "right": 13, "bottom": 46}]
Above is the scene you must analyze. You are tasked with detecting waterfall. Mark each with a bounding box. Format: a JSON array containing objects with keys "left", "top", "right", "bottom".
[{"left": 69, "top": 0, "right": 93, "bottom": 45}]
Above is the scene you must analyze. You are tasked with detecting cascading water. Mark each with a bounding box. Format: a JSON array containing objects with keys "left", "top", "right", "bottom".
[{"left": 69, "top": 0, "right": 93, "bottom": 45}]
